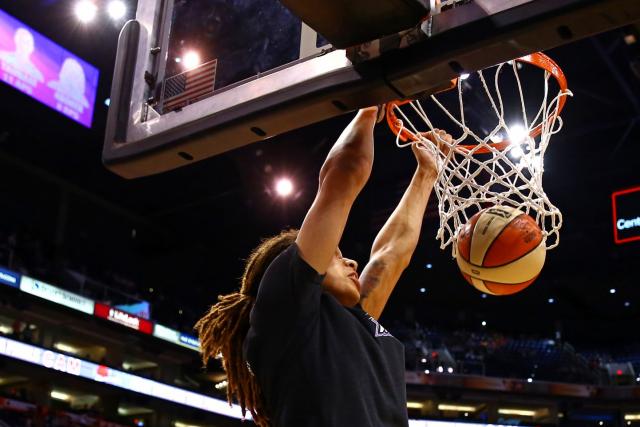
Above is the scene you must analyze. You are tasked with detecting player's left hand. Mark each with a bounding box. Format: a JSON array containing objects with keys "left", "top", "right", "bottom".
[{"left": 411, "top": 129, "right": 452, "bottom": 176}]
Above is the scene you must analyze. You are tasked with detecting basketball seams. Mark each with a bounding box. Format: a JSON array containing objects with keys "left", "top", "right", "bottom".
[
  {"left": 463, "top": 272, "right": 496, "bottom": 295},
  {"left": 467, "top": 212, "right": 478, "bottom": 262},
  {"left": 458, "top": 211, "right": 480, "bottom": 262},
  {"left": 483, "top": 234, "right": 543, "bottom": 268},
  {"left": 483, "top": 275, "right": 540, "bottom": 286},
  {"left": 484, "top": 277, "right": 538, "bottom": 295},
  {"left": 481, "top": 213, "right": 525, "bottom": 266},
  {"left": 456, "top": 242, "right": 545, "bottom": 283},
  {"left": 482, "top": 214, "right": 543, "bottom": 268},
  {"left": 470, "top": 208, "right": 519, "bottom": 265}
]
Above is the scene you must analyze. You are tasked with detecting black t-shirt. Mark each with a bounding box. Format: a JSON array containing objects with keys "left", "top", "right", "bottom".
[{"left": 243, "top": 244, "right": 408, "bottom": 427}]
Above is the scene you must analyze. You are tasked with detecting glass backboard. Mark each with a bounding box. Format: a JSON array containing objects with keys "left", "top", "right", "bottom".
[{"left": 103, "top": 0, "right": 640, "bottom": 178}]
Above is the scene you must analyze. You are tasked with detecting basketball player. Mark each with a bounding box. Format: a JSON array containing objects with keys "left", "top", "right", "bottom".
[{"left": 196, "top": 106, "right": 449, "bottom": 426}]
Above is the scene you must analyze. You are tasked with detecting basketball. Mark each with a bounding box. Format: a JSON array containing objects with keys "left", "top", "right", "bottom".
[{"left": 455, "top": 206, "right": 546, "bottom": 296}]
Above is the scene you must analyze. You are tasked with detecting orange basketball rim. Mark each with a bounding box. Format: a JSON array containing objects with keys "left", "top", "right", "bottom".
[{"left": 385, "top": 52, "right": 569, "bottom": 154}]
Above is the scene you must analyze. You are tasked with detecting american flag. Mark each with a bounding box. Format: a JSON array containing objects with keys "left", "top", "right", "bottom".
[{"left": 162, "top": 59, "right": 218, "bottom": 112}]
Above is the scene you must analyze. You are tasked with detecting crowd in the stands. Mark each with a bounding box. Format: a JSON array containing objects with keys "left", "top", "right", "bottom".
[{"left": 0, "top": 395, "right": 130, "bottom": 427}]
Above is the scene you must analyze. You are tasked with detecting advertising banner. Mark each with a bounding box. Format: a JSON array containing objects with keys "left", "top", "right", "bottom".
[
  {"left": 19, "top": 276, "right": 94, "bottom": 314},
  {"left": 0, "top": 336, "right": 245, "bottom": 419},
  {"left": 0, "top": 266, "right": 19, "bottom": 288},
  {"left": 94, "top": 303, "right": 153, "bottom": 334},
  {"left": 178, "top": 333, "right": 200, "bottom": 351},
  {"left": 612, "top": 186, "right": 640, "bottom": 244}
]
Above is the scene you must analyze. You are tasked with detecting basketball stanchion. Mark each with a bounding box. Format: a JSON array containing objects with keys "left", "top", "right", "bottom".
[{"left": 385, "top": 52, "right": 572, "bottom": 294}]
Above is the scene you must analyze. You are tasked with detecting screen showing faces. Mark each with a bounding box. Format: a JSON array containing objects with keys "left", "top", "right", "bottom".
[{"left": 0, "top": 8, "right": 99, "bottom": 128}]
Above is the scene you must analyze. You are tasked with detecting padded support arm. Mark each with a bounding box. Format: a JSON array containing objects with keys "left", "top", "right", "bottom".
[{"left": 278, "top": 0, "right": 434, "bottom": 48}]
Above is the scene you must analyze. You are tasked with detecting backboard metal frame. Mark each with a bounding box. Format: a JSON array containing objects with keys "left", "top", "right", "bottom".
[{"left": 103, "top": 0, "right": 640, "bottom": 178}]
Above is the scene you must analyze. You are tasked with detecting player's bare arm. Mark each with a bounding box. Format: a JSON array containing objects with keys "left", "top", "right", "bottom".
[
  {"left": 296, "top": 107, "right": 377, "bottom": 274},
  {"left": 360, "top": 130, "right": 452, "bottom": 319}
]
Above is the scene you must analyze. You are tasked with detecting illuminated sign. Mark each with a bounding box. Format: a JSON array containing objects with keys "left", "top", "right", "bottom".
[
  {"left": 178, "top": 334, "right": 200, "bottom": 351},
  {"left": 154, "top": 325, "right": 200, "bottom": 352},
  {"left": 0, "top": 8, "right": 99, "bottom": 127},
  {"left": 407, "top": 422, "right": 526, "bottom": 427},
  {"left": 94, "top": 303, "right": 153, "bottom": 334},
  {"left": 153, "top": 324, "right": 181, "bottom": 343},
  {"left": 19, "top": 276, "right": 95, "bottom": 314},
  {"left": 0, "top": 336, "right": 525, "bottom": 427},
  {"left": 0, "top": 338, "right": 82, "bottom": 376},
  {"left": 115, "top": 301, "right": 151, "bottom": 319},
  {"left": 0, "top": 266, "right": 19, "bottom": 288},
  {"left": 0, "top": 336, "right": 247, "bottom": 420},
  {"left": 612, "top": 186, "right": 640, "bottom": 244}
]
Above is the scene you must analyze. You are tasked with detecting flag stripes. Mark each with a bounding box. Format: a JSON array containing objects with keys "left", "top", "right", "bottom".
[{"left": 162, "top": 59, "right": 217, "bottom": 112}]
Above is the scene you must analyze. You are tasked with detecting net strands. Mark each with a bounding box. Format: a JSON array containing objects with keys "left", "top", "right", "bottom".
[{"left": 388, "top": 54, "right": 572, "bottom": 255}]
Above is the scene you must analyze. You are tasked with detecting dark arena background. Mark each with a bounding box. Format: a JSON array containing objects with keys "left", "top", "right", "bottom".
[{"left": 0, "top": 1, "right": 639, "bottom": 426}]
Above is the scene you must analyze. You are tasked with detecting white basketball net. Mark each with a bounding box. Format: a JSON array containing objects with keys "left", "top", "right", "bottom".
[{"left": 389, "top": 56, "right": 572, "bottom": 256}]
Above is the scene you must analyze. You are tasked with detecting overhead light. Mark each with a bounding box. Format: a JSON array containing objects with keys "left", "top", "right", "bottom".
[
  {"left": 498, "top": 408, "right": 537, "bottom": 416},
  {"left": 460, "top": 73, "right": 470, "bottom": 80},
  {"left": 438, "top": 404, "right": 477, "bottom": 412},
  {"left": 275, "top": 178, "right": 294, "bottom": 197},
  {"left": 74, "top": 1, "right": 98, "bottom": 23},
  {"left": 107, "top": 0, "right": 127, "bottom": 20},
  {"left": 447, "top": 367, "right": 454, "bottom": 373},
  {"left": 610, "top": 288, "right": 616, "bottom": 294},
  {"left": 509, "top": 144, "right": 524, "bottom": 159},
  {"left": 54, "top": 342, "right": 79, "bottom": 354},
  {"left": 50, "top": 391, "right": 71, "bottom": 401},
  {"left": 489, "top": 133, "right": 504, "bottom": 143},
  {"left": 481, "top": 321, "right": 487, "bottom": 327},
  {"left": 122, "top": 360, "right": 158, "bottom": 371},
  {"left": 626, "top": 414, "right": 640, "bottom": 421},
  {"left": 215, "top": 380, "right": 228, "bottom": 390},
  {"left": 407, "top": 402, "right": 424, "bottom": 409},
  {"left": 118, "top": 406, "right": 154, "bottom": 416},
  {"left": 0, "top": 376, "right": 26, "bottom": 385},
  {"left": 182, "top": 51, "right": 201, "bottom": 70},
  {"left": 507, "top": 124, "right": 528, "bottom": 144},
  {"left": 0, "top": 325, "right": 12, "bottom": 334}
]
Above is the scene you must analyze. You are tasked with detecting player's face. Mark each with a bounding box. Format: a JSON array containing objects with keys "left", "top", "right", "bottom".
[{"left": 321, "top": 248, "right": 360, "bottom": 307}]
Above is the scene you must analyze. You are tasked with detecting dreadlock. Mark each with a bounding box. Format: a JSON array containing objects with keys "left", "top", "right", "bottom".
[{"left": 194, "top": 229, "right": 299, "bottom": 427}]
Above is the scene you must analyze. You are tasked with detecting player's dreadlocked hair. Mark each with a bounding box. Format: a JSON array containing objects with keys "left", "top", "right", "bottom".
[{"left": 194, "top": 229, "right": 299, "bottom": 427}]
